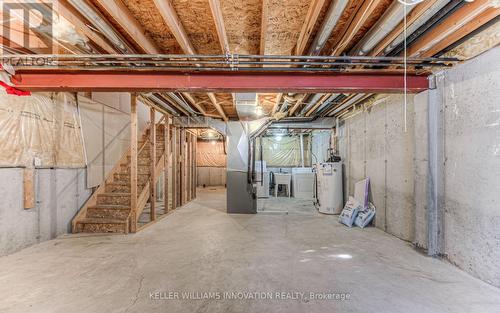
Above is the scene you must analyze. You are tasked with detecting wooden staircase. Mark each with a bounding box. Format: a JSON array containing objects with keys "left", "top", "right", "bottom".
[{"left": 72, "top": 122, "right": 167, "bottom": 234}]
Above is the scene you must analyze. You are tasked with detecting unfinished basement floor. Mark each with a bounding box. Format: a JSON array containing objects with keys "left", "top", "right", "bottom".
[{"left": 1, "top": 188, "right": 499, "bottom": 313}]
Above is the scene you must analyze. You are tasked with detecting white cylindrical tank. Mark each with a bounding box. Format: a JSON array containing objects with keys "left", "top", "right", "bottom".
[{"left": 315, "top": 162, "right": 343, "bottom": 214}]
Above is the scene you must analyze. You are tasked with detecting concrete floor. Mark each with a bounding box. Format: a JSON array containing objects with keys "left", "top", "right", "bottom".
[{"left": 1, "top": 188, "right": 500, "bottom": 313}]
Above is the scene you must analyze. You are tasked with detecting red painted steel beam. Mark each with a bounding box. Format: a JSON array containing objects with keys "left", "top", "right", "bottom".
[{"left": 11, "top": 72, "right": 429, "bottom": 93}]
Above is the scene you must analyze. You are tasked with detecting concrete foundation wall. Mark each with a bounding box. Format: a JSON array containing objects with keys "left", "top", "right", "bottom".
[
  {"left": 339, "top": 47, "right": 500, "bottom": 287},
  {"left": 340, "top": 94, "right": 421, "bottom": 243},
  {"left": 0, "top": 168, "right": 91, "bottom": 256},
  {"left": 441, "top": 47, "right": 500, "bottom": 286}
]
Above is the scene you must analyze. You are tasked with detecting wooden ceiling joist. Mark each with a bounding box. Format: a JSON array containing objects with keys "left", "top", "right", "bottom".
[
  {"left": 207, "top": 93, "right": 229, "bottom": 122},
  {"left": 271, "top": 93, "right": 283, "bottom": 115},
  {"left": 208, "top": 0, "right": 230, "bottom": 53},
  {"left": 295, "top": 0, "right": 326, "bottom": 55},
  {"left": 407, "top": 0, "right": 499, "bottom": 57},
  {"left": 369, "top": 0, "right": 439, "bottom": 56},
  {"left": 421, "top": 7, "right": 499, "bottom": 58},
  {"left": 331, "top": 0, "right": 383, "bottom": 56},
  {"left": 152, "top": 0, "right": 227, "bottom": 121},
  {"left": 288, "top": 94, "right": 307, "bottom": 116},
  {"left": 57, "top": 0, "right": 117, "bottom": 53},
  {"left": 182, "top": 92, "right": 207, "bottom": 115},
  {"left": 93, "top": 0, "right": 161, "bottom": 54},
  {"left": 259, "top": 0, "right": 269, "bottom": 55},
  {"left": 153, "top": 0, "right": 196, "bottom": 54},
  {"left": 305, "top": 93, "right": 330, "bottom": 117}
]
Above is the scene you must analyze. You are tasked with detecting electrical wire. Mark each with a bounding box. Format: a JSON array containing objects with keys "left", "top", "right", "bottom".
[{"left": 397, "top": 0, "right": 424, "bottom": 132}]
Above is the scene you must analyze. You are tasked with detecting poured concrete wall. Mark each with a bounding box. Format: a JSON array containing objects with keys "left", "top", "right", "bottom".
[
  {"left": 0, "top": 168, "right": 91, "bottom": 256},
  {"left": 339, "top": 47, "right": 500, "bottom": 287},
  {"left": 441, "top": 47, "right": 500, "bottom": 286},
  {"left": 340, "top": 94, "right": 422, "bottom": 243}
]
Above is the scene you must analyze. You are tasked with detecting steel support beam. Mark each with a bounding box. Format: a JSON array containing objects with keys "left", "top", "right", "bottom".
[{"left": 11, "top": 72, "right": 429, "bottom": 93}]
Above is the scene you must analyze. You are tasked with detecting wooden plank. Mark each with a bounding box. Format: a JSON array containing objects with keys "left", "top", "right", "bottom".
[
  {"left": 187, "top": 132, "right": 192, "bottom": 201},
  {"left": 164, "top": 115, "right": 170, "bottom": 213},
  {"left": 295, "top": 0, "right": 326, "bottom": 55},
  {"left": 182, "top": 92, "right": 206, "bottom": 115},
  {"left": 271, "top": 93, "right": 283, "bottom": 115},
  {"left": 192, "top": 133, "right": 197, "bottom": 199},
  {"left": 208, "top": 0, "right": 230, "bottom": 53},
  {"left": 180, "top": 129, "right": 186, "bottom": 205},
  {"left": 23, "top": 168, "right": 35, "bottom": 209},
  {"left": 288, "top": 94, "right": 307, "bottom": 116},
  {"left": 149, "top": 107, "right": 157, "bottom": 221},
  {"left": 369, "top": 0, "right": 439, "bottom": 56},
  {"left": 207, "top": 92, "right": 228, "bottom": 122},
  {"left": 152, "top": 0, "right": 196, "bottom": 54},
  {"left": 94, "top": 0, "right": 161, "bottom": 54},
  {"left": 409, "top": 3, "right": 499, "bottom": 57},
  {"left": 260, "top": 0, "right": 269, "bottom": 54},
  {"left": 306, "top": 93, "right": 331, "bottom": 117},
  {"left": 171, "top": 126, "right": 178, "bottom": 210},
  {"left": 57, "top": 0, "right": 117, "bottom": 54},
  {"left": 130, "top": 94, "right": 138, "bottom": 233},
  {"left": 331, "top": 0, "right": 383, "bottom": 56}
]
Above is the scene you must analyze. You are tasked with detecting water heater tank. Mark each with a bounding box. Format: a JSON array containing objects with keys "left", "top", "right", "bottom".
[{"left": 315, "top": 162, "right": 343, "bottom": 214}]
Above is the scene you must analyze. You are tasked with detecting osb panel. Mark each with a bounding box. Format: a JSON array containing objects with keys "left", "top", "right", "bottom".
[
  {"left": 263, "top": 0, "right": 311, "bottom": 55},
  {"left": 122, "top": 0, "right": 182, "bottom": 53},
  {"left": 343, "top": 0, "right": 392, "bottom": 54},
  {"left": 220, "top": 0, "right": 262, "bottom": 54},
  {"left": 443, "top": 21, "right": 500, "bottom": 60},
  {"left": 322, "top": 0, "right": 361, "bottom": 55},
  {"left": 171, "top": 0, "right": 222, "bottom": 54}
]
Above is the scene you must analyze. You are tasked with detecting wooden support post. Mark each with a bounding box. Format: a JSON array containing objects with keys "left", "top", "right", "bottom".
[
  {"left": 176, "top": 127, "right": 182, "bottom": 207},
  {"left": 180, "top": 129, "right": 186, "bottom": 205},
  {"left": 164, "top": 115, "right": 170, "bottom": 213},
  {"left": 192, "top": 134, "right": 196, "bottom": 199},
  {"left": 171, "top": 126, "right": 178, "bottom": 210},
  {"left": 193, "top": 136, "right": 197, "bottom": 199},
  {"left": 130, "top": 94, "right": 138, "bottom": 233},
  {"left": 149, "top": 107, "right": 156, "bottom": 221},
  {"left": 186, "top": 133, "right": 193, "bottom": 202},
  {"left": 23, "top": 168, "right": 35, "bottom": 209}
]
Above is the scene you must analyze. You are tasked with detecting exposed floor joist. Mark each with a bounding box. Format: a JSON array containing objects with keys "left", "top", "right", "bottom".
[{"left": 152, "top": 0, "right": 227, "bottom": 121}]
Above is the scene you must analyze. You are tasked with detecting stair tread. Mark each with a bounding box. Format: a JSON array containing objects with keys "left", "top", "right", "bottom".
[
  {"left": 78, "top": 217, "right": 128, "bottom": 224},
  {"left": 97, "top": 193, "right": 131, "bottom": 197},
  {"left": 89, "top": 204, "right": 130, "bottom": 209}
]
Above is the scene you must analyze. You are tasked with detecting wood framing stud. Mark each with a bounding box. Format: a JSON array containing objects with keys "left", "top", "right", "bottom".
[
  {"left": 130, "top": 94, "right": 138, "bottom": 233},
  {"left": 149, "top": 107, "right": 157, "bottom": 221},
  {"left": 164, "top": 115, "right": 170, "bottom": 213},
  {"left": 171, "top": 126, "right": 178, "bottom": 211},
  {"left": 23, "top": 168, "right": 35, "bottom": 209}
]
